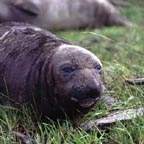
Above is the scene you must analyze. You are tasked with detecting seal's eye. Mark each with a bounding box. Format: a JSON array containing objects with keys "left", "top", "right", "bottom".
[
  {"left": 62, "top": 66, "right": 75, "bottom": 74},
  {"left": 95, "top": 64, "right": 101, "bottom": 70}
]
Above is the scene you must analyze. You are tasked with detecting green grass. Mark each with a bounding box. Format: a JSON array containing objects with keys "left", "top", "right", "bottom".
[{"left": 0, "top": 0, "right": 144, "bottom": 143}]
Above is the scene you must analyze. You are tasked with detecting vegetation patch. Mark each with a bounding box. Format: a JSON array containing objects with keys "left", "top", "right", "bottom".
[{"left": 0, "top": 0, "right": 144, "bottom": 143}]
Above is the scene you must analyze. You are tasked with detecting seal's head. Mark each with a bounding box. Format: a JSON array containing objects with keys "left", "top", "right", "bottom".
[{"left": 48, "top": 44, "right": 103, "bottom": 119}]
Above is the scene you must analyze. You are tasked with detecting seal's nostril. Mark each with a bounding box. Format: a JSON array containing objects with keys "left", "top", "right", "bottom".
[
  {"left": 71, "top": 84, "right": 102, "bottom": 102},
  {"left": 86, "top": 88, "right": 101, "bottom": 98}
]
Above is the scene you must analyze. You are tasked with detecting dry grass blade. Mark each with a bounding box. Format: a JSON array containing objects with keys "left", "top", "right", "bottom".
[
  {"left": 81, "top": 107, "right": 144, "bottom": 131},
  {"left": 125, "top": 78, "right": 144, "bottom": 85}
]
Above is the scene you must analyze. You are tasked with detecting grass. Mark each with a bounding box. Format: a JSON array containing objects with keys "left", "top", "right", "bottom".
[{"left": 0, "top": 0, "right": 144, "bottom": 143}]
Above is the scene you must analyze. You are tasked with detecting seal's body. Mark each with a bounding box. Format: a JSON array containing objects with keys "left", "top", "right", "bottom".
[
  {"left": 0, "top": 22, "right": 103, "bottom": 120},
  {"left": 0, "top": 0, "right": 130, "bottom": 30}
]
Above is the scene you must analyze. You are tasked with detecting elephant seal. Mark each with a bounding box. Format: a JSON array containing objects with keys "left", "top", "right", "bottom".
[
  {"left": 0, "top": 0, "right": 131, "bottom": 30},
  {"left": 0, "top": 0, "right": 39, "bottom": 22},
  {"left": 0, "top": 22, "right": 103, "bottom": 120}
]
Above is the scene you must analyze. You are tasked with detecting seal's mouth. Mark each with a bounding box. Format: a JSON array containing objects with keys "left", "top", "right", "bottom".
[{"left": 70, "top": 97, "right": 100, "bottom": 108}]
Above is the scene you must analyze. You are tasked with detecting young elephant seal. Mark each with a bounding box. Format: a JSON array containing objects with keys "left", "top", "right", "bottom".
[
  {"left": 0, "top": 0, "right": 131, "bottom": 30},
  {"left": 0, "top": 22, "right": 103, "bottom": 120}
]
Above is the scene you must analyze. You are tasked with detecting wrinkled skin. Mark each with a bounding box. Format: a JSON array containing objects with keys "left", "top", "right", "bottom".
[{"left": 0, "top": 22, "right": 103, "bottom": 120}]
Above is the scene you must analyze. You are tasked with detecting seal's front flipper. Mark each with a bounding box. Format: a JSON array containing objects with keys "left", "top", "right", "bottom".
[{"left": 11, "top": 0, "right": 40, "bottom": 16}]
